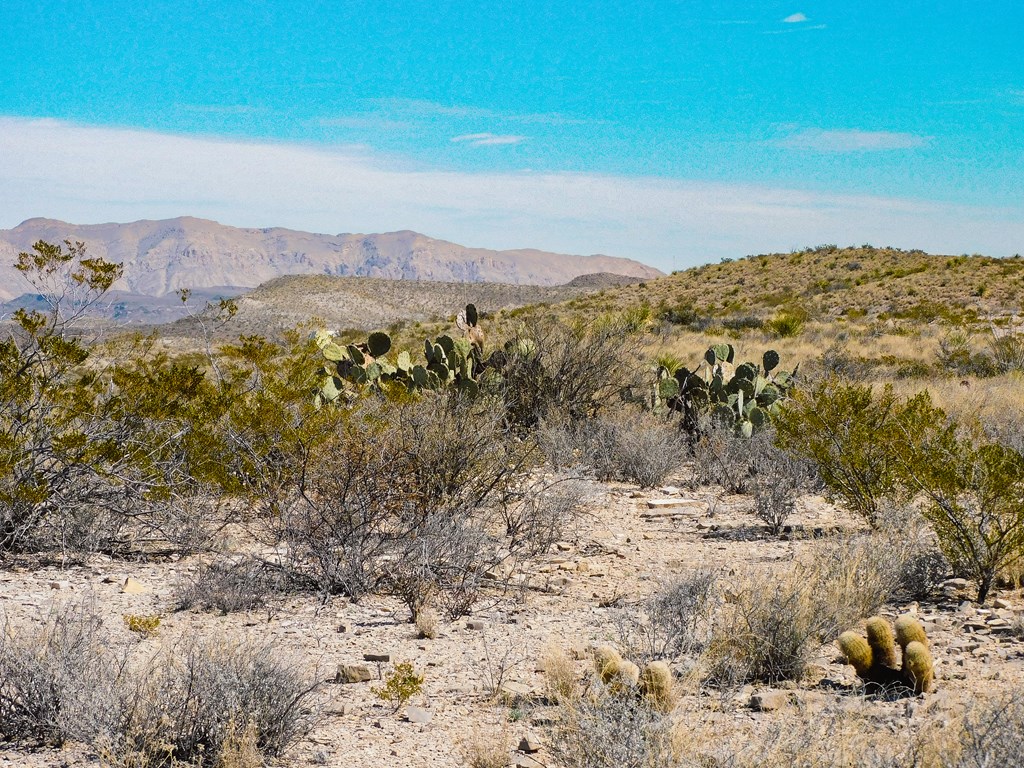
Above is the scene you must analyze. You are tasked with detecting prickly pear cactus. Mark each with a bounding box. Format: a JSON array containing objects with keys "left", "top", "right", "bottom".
[{"left": 657, "top": 345, "right": 797, "bottom": 435}]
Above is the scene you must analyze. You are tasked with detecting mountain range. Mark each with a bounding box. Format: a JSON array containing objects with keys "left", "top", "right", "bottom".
[{"left": 0, "top": 217, "right": 662, "bottom": 304}]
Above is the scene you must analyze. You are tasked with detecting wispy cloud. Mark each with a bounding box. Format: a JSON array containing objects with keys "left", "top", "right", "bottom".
[
  {"left": 1, "top": 118, "right": 1020, "bottom": 272},
  {"left": 451, "top": 132, "right": 527, "bottom": 146},
  {"left": 783, "top": 12, "right": 808, "bottom": 22},
  {"left": 779, "top": 128, "right": 928, "bottom": 152},
  {"left": 372, "top": 98, "right": 590, "bottom": 126}
]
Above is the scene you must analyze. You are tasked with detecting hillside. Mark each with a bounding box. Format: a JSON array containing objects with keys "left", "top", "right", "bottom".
[
  {"left": 0, "top": 217, "right": 662, "bottom": 304},
  {"left": 160, "top": 274, "right": 602, "bottom": 338},
  {"left": 556, "top": 245, "right": 1024, "bottom": 324}
]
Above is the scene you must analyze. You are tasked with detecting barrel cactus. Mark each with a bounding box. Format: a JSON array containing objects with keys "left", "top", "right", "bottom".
[{"left": 837, "top": 614, "right": 934, "bottom": 695}]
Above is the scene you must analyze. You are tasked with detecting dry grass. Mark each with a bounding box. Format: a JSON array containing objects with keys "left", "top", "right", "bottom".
[{"left": 460, "top": 719, "right": 513, "bottom": 768}]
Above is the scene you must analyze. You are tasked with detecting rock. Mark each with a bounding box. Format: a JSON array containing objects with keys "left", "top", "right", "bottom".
[
  {"left": 499, "top": 681, "right": 535, "bottom": 705},
  {"left": 363, "top": 653, "right": 391, "bottom": 662},
  {"left": 337, "top": 623, "right": 349, "bottom": 633},
  {"left": 121, "top": 577, "right": 149, "bottom": 595},
  {"left": 994, "top": 598, "right": 1013, "bottom": 610},
  {"left": 335, "top": 664, "right": 373, "bottom": 683},
  {"left": 514, "top": 756, "right": 544, "bottom": 768},
  {"left": 48, "top": 580, "right": 70, "bottom": 590},
  {"left": 645, "top": 498, "right": 704, "bottom": 510},
  {"left": 466, "top": 620, "right": 485, "bottom": 631},
  {"left": 518, "top": 733, "right": 543, "bottom": 753},
  {"left": 944, "top": 579, "right": 970, "bottom": 590},
  {"left": 404, "top": 706, "right": 433, "bottom": 724},
  {"left": 750, "top": 690, "right": 789, "bottom": 712},
  {"left": 555, "top": 541, "right": 573, "bottom": 552}
]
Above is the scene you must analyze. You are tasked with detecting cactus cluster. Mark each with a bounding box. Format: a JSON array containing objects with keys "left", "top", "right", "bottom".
[
  {"left": 591, "top": 645, "right": 675, "bottom": 713},
  {"left": 838, "top": 614, "right": 934, "bottom": 695},
  {"left": 654, "top": 344, "right": 797, "bottom": 436},
  {"left": 313, "top": 304, "right": 500, "bottom": 405}
]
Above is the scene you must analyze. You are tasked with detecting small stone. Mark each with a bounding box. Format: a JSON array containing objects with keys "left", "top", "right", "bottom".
[
  {"left": 334, "top": 664, "right": 373, "bottom": 683},
  {"left": 750, "top": 690, "right": 789, "bottom": 712},
  {"left": 518, "top": 733, "right": 543, "bottom": 753},
  {"left": 466, "top": 620, "right": 485, "bottom": 631},
  {"left": 338, "top": 623, "right": 349, "bottom": 633},
  {"left": 405, "top": 706, "right": 433, "bottom": 724},
  {"left": 363, "top": 653, "right": 391, "bottom": 663},
  {"left": 514, "top": 756, "right": 544, "bottom": 768},
  {"left": 646, "top": 498, "right": 704, "bottom": 510},
  {"left": 555, "top": 541, "right": 573, "bottom": 551},
  {"left": 48, "top": 580, "right": 71, "bottom": 590},
  {"left": 499, "top": 681, "right": 535, "bottom": 705},
  {"left": 121, "top": 577, "right": 149, "bottom": 595},
  {"left": 994, "top": 598, "right": 1013, "bottom": 610}
]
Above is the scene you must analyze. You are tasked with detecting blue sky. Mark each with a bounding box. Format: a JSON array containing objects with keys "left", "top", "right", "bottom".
[{"left": 1, "top": 1, "right": 1022, "bottom": 269}]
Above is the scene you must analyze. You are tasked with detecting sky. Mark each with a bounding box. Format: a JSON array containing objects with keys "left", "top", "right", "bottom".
[{"left": 1, "top": 1, "right": 1022, "bottom": 271}]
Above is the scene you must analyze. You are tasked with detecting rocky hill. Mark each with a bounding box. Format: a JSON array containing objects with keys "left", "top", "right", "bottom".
[{"left": 0, "top": 217, "right": 662, "bottom": 303}]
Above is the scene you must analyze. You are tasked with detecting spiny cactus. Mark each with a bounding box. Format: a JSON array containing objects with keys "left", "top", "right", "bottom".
[
  {"left": 837, "top": 614, "right": 934, "bottom": 695},
  {"left": 638, "top": 661, "right": 675, "bottom": 713},
  {"left": 655, "top": 344, "right": 797, "bottom": 435},
  {"left": 593, "top": 645, "right": 624, "bottom": 685},
  {"left": 865, "top": 616, "right": 897, "bottom": 668},
  {"left": 902, "top": 641, "right": 934, "bottom": 695}
]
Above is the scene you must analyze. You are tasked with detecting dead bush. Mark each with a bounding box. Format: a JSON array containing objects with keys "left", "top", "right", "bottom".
[
  {"left": 127, "top": 635, "right": 317, "bottom": 766},
  {"left": 944, "top": 694, "right": 1024, "bottom": 767},
  {"left": 496, "top": 316, "right": 648, "bottom": 430},
  {"left": 277, "top": 393, "right": 534, "bottom": 615},
  {"left": 497, "top": 472, "right": 589, "bottom": 556},
  {"left": 551, "top": 691, "right": 682, "bottom": 768},
  {"left": 618, "top": 571, "right": 718, "bottom": 663},
  {"left": 0, "top": 600, "right": 131, "bottom": 747},
  {"left": 539, "top": 407, "right": 686, "bottom": 488},
  {"left": 172, "top": 556, "right": 288, "bottom": 615}
]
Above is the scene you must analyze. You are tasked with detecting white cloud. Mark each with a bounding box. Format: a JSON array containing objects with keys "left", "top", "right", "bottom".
[
  {"left": 451, "top": 132, "right": 527, "bottom": 146},
  {"left": 783, "top": 12, "right": 808, "bottom": 22},
  {"left": 780, "top": 128, "right": 928, "bottom": 152},
  {"left": 0, "top": 117, "right": 1021, "bottom": 271}
]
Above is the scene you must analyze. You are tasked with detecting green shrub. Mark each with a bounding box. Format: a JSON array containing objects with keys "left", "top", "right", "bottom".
[
  {"left": 373, "top": 662, "right": 424, "bottom": 712},
  {"left": 900, "top": 424, "right": 1024, "bottom": 603},
  {"left": 775, "top": 380, "right": 944, "bottom": 527}
]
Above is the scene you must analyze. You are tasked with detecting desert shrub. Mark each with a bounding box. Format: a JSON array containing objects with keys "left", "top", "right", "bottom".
[
  {"left": 0, "top": 600, "right": 131, "bottom": 747},
  {"left": 173, "top": 556, "right": 288, "bottom": 615},
  {"left": 691, "top": 427, "right": 818, "bottom": 511},
  {"left": 619, "top": 571, "right": 718, "bottom": 663},
  {"left": 275, "top": 392, "right": 533, "bottom": 615},
  {"left": 691, "top": 426, "right": 768, "bottom": 494},
  {"left": 496, "top": 473, "right": 588, "bottom": 556},
  {"left": 775, "top": 380, "right": 944, "bottom": 527},
  {"left": 0, "top": 242, "right": 224, "bottom": 557},
  {"left": 128, "top": 635, "right": 316, "bottom": 766},
  {"left": 496, "top": 316, "right": 647, "bottom": 430},
  {"left": 551, "top": 692, "right": 682, "bottom": 768},
  {"left": 372, "top": 662, "right": 424, "bottom": 712},
  {"left": 900, "top": 422, "right": 1024, "bottom": 603},
  {"left": 706, "top": 533, "right": 911, "bottom": 685},
  {"left": 945, "top": 694, "right": 1024, "bottom": 767},
  {"left": 540, "top": 407, "right": 685, "bottom": 488}
]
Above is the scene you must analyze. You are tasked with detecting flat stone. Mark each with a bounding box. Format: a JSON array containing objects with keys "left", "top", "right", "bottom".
[
  {"left": 518, "top": 733, "right": 543, "bottom": 753},
  {"left": 499, "top": 681, "right": 535, "bottom": 705},
  {"left": 645, "top": 498, "right": 704, "bottom": 510},
  {"left": 750, "top": 690, "right": 789, "bottom": 712},
  {"left": 405, "top": 706, "right": 433, "bottom": 724},
  {"left": 994, "top": 598, "right": 1013, "bottom": 609},
  {"left": 514, "top": 756, "right": 544, "bottom": 768},
  {"left": 48, "top": 580, "right": 71, "bottom": 590},
  {"left": 335, "top": 664, "right": 373, "bottom": 684},
  {"left": 363, "top": 653, "right": 391, "bottom": 662},
  {"left": 466, "top": 620, "right": 485, "bottom": 630},
  {"left": 121, "top": 577, "right": 149, "bottom": 595}
]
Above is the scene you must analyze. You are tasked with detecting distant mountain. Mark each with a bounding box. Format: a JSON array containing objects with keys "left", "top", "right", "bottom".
[{"left": 0, "top": 217, "right": 662, "bottom": 303}]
